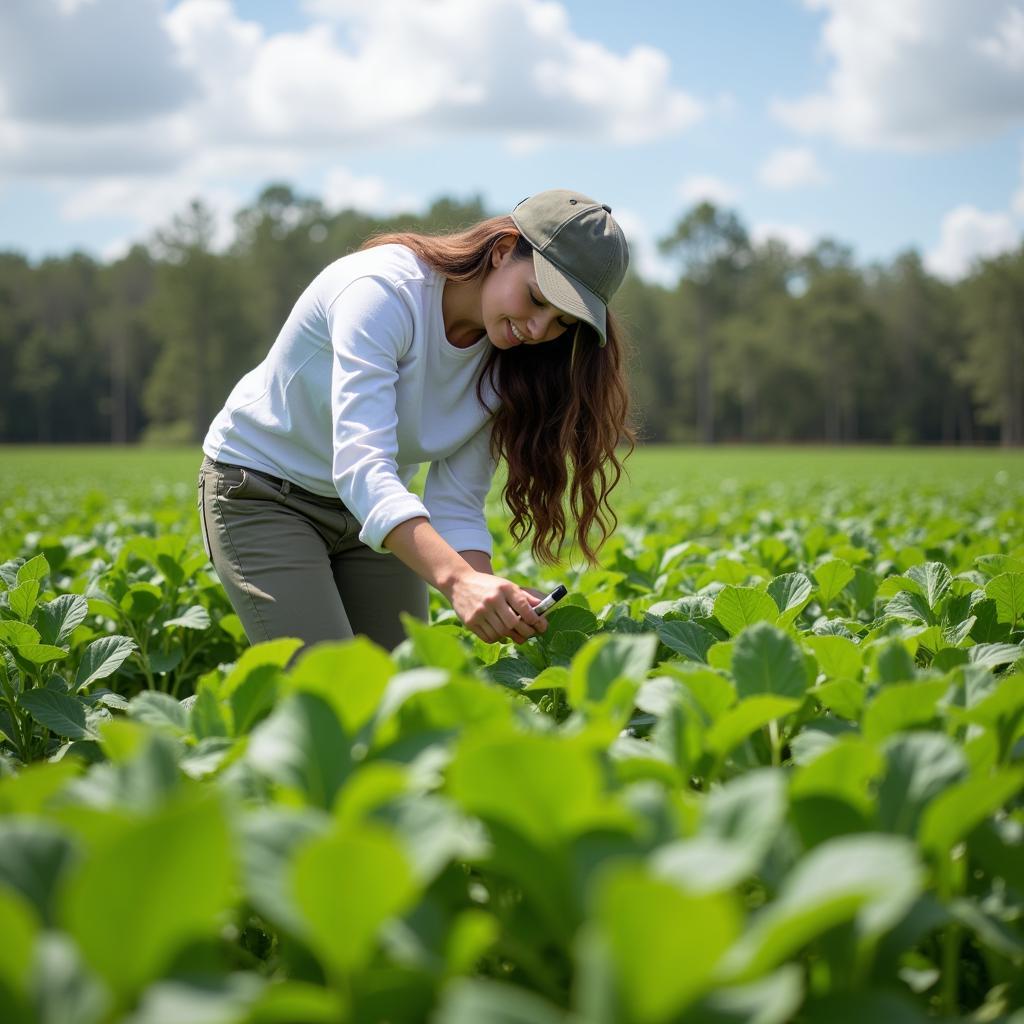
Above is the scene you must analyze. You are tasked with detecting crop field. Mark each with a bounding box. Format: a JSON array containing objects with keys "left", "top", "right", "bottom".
[{"left": 1, "top": 444, "right": 1023, "bottom": 1023}]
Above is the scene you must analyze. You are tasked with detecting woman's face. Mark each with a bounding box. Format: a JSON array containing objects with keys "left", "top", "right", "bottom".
[{"left": 481, "top": 237, "right": 579, "bottom": 350}]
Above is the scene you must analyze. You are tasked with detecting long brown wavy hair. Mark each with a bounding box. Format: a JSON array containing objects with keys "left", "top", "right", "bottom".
[{"left": 362, "top": 216, "right": 635, "bottom": 565}]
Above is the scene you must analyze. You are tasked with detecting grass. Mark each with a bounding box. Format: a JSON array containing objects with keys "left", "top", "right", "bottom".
[{"left": 3, "top": 443, "right": 1021, "bottom": 502}]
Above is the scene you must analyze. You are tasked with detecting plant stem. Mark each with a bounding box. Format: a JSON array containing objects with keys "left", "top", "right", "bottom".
[
  {"left": 768, "top": 718, "right": 782, "bottom": 766},
  {"left": 0, "top": 663, "right": 29, "bottom": 763}
]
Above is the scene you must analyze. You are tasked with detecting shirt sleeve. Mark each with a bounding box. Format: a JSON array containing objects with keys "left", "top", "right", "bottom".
[
  {"left": 327, "top": 274, "right": 430, "bottom": 552},
  {"left": 422, "top": 421, "right": 496, "bottom": 556}
]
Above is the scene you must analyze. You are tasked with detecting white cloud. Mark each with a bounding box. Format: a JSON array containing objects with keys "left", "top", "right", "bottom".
[
  {"left": 758, "top": 147, "right": 828, "bottom": 189},
  {"left": 60, "top": 176, "right": 244, "bottom": 254},
  {"left": 751, "top": 222, "right": 816, "bottom": 255},
  {"left": 321, "top": 167, "right": 420, "bottom": 216},
  {"left": 975, "top": 4, "right": 1024, "bottom": 73},
  {"left": 925, "top": 204, "right": 1020, "bottom": 280},
  {"left": 678, "top": 176, "right": 740, "bottom": 207},
  {"left": 0, "top": 0, "right": 702, "bottom": 181},
  {"left": 773, "top": 0, "right": 1024, "bottom": 150},
  {"left": 611, "top": 208, "right": 677, "bottom": 287},
  {"left": 0, "top": 0, "right": 195, "bottom": 125}
]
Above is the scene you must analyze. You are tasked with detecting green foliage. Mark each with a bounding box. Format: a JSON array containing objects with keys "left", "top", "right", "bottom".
[{"left": 0, "top": 450, "right": 1022, "bottom": 1021}]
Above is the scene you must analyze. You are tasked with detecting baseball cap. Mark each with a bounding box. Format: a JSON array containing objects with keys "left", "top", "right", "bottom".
[{"left": 510, "top": 189, "right": 629, "bottom": 347}]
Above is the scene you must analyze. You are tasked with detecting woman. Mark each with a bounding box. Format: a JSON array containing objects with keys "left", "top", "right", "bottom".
[{"left": 197, "top": 189, "right": 633, "bottom": 651}]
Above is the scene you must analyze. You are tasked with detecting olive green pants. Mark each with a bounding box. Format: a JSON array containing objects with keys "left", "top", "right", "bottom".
[{"left": 197, "top": 457, "right": 428, "bottom": 651}]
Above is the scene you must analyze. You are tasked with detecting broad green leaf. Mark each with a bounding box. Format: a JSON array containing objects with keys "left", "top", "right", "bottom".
[
  {"left": 244, "top": 981, "right": 342, "bottom": 1023},
  {"left": 447, "top": 729, "right": 623, "bottom": 847},
  {"left": 8, "top": 580, "right": 40, "bottom": 621},
  {"left": 220, "top": 638, "right": 303, "bottom": 697},
  {"left": 567, "top": 634, "right": 658, "bottom": 707},
  {"left": 19, "top": 689, "right": 95, "bottom": 740},
  {"left": 0, "top": 887, "right": 37, "bottom": 1008},
  {"left": 128, "top": 691, "right": 190, "bottom": 735},
  {"left": 975, "top": 554, "right": 1024, "bottom": 579},
  {"left": 883, "top": 590, "right": 933, "bottom": 625},
  {"left": 872, "top": 638, "right": 917, "bottom": 684},
  {"left": 732, "top": 623, "right": 808, "bottom": 699},
  {"left": 657, "top": 664, "right": 737, "bottom": 721},
  {"left": 714, "top": 587, "right": 778, "bottom": 637},
  {"left": 544, "top": 604, "right": 599, "bottom": 634},
  {"left": 0, "top": 621, "right": 39, "bottom": 646},
  {"left": 287, "top": 637, "right": 395, "bottom": 733},
  {"left": 74, "top": 635, "right": 137, "bottom": 689},
  {"left": 919, "top": 768, "right": 1024, "bottom": 856},
  {"left": 13, "top": 643, "right": 69, "bottom": 665},
  {"left": 705, "top": 695, "right": 800, "bottom": 757},
  {"left": 790, "top": 737, "right": 884, "bottom": 817},
  {"left": 719, "top": 834, "right": 923, "bottom": 982},
  {"left": 163, "top": 605, "right": 211, "bottom": 630},
  {"left": 652, "top": 836, "right": 758, "bottom": 893},
  {"left": 702, "top": 768, "right": 788, "bottom": 847},
  {"left": 401, "top": 614, "right": 471, "bottom": 671},
  {"left": 61, "top": 790, "right": 234, "bottom": 997},
  {"left": 445, "top": 910, "right": 501, "bottom": 977},
  {"left": 686, "top": 966, "right": 804, "bottom": 1024},
  {"left": 433, "top": 979, "right": 568, "bottom": 1024},
  {"left": 237, "top": 807, "right": 330, "bottom": 935},
  {"left": 36, "top": 593, "right": 88, "bottom": 647},
  {"left": 968, "top": 643, "right": 1023, "bottom": 670},
  {"left": 862, "top": 680, "right": 949, "bottom": 742},
  {"left": 877, "top": 733, "right": 966, "bottom": 835},
  {"left": 656, "top": 620, "right": 716, "bottom": 663},
  {"left": 767, "top": 572, "right": 813, "bottom": 626},
  {"left": 0, "top": 760, "right": 80, "bottom": 815},
  {"left": 375, "top": 793, "right": 490, "bottom": 886},
  {"left": 906, "top": 562, "right": 952, "bottom": 610},
  {"left": 15, "top": 554, "right": 49, "bottom": 585},
  {"left": 986, "top": 573, "right": 1024, "bottom": 626},
  {"left": 0, "top": 818, "right": 76, "bottom": 924},
  {"left": 230, "top": 669, "right": 279, "bottom": 735},
  {"left": 246, "top": 692, "right": 352, "bottom": 809},
  {"left": 813, "top": 559, "right": 854, "bottom": 609},
  {"left": 804, "top": 634, "right": 863, "bottom": 681},
  {"left": 119, "top": 582, "right": 163, "bottom": 618},
  {"left": 590, "top": 863, "right": 741, "bottom": 1022},
  {"left": 189, "top": 684, "right": 229, "bottom": 740},
  {"left": 292, "top": 824, "right": 418, "bottom": 975},
  {"left": 811, "top": 679, "right": 864, "bottom": 720},
  {"left": 122, "top": 975, "right": 263, "bottom": 1024},
  {"left": 522, "top": 665, "right": 570, "bottom": 691},
  {"left": 652, "top": 772, "right": 787, "bottom": 893}
]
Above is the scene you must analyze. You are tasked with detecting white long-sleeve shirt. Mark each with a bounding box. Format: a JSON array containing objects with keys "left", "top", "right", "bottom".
[{"left": 203, "top": 244, "right": 497, "bottom": 555}]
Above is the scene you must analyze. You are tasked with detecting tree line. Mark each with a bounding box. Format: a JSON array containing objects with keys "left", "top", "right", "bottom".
[{"left": 0, "top": 185, "right": 1020, "bottom": 446}]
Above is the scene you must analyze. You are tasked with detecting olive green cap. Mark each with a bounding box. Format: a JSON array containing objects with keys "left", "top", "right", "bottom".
[{"left": 510, "top": 189, "right": 629, "bottom": 347}]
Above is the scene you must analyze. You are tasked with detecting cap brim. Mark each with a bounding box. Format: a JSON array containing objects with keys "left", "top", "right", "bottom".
[{"left": 532, "top": 250, "right": 607, "bottom": 347}]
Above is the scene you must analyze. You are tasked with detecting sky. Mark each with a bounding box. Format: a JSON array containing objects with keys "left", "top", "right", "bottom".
[{"left": 1, "top": 0, "right": 1022, "bottom": 285}]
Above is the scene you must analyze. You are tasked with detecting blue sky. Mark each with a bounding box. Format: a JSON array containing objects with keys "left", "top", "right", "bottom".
[{"left": 1, "top": 0, "right": 1022, "bottom": 283}]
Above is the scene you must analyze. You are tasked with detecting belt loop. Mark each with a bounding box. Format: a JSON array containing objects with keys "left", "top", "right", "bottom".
[{"left": 280, "top": 480, "right": 291, "bottom": 499}]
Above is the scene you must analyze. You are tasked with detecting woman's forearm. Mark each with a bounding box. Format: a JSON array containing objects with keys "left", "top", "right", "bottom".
[
  {"left": 382, "top": 517, "right": 543, "bottom": 645},
  {"left": 381, "top": 517, "right": 473, "bottom": 600}
]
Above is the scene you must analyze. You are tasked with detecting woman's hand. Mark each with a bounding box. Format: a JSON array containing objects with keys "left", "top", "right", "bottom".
[{"left": 449, "top": 571, "right": 548, "bottom": 644}]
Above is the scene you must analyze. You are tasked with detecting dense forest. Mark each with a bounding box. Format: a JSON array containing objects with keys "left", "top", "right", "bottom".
[{"left": 0, "top": 185, "right": 1020, "bottom": 446}]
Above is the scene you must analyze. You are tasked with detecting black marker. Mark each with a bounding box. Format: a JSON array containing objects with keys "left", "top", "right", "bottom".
[{"left": 532, "top": 584, "right": 567, "bottom": 615}]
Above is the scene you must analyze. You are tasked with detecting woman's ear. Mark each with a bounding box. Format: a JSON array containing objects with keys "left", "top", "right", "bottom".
[{"left": 492, "top": 233, "right": 519, "bottom": 267}]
